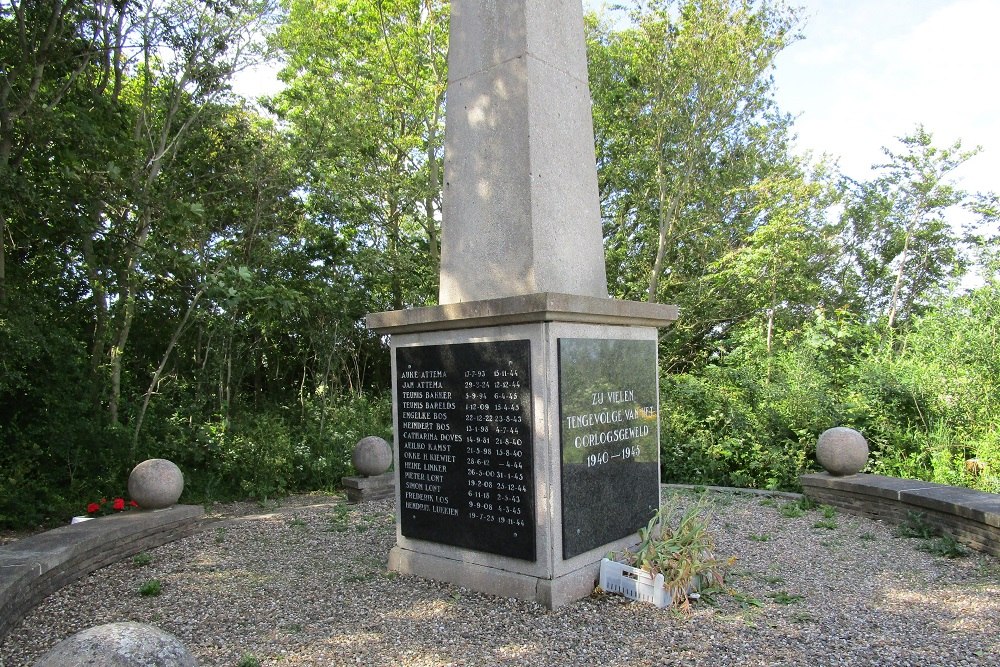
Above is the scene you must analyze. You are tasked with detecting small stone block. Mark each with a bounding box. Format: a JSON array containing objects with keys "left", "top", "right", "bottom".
[{"left": 342, "top": 473, "right": 395, "bottom": 504}]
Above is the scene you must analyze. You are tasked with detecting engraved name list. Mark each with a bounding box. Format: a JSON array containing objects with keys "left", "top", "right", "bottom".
[{"left": 395, "top": 340, "right": 535, "bottom": 561}]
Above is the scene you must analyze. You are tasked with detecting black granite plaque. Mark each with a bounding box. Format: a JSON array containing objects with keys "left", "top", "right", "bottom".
[
  {"left": 396, "top": 340, "right": 535, "bottom": 561},
  {"left": 559, "top": 338, "right": 659, "bottom": 559}
]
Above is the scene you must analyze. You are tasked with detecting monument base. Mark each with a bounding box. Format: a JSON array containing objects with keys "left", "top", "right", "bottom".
[
  {"left": 368, "top": 293, "right": 676, "bottom": 609},
  {"left": 389, "top": 545, "right": 606, "bottom": 609}
]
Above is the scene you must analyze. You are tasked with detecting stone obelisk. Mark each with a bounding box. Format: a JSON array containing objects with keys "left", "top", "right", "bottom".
[
  {"left": 368, "top": 0, "right": 677, "bottom": 608},
  {"left": 439, "top": 0, "right": 608, "bottom": 303}
]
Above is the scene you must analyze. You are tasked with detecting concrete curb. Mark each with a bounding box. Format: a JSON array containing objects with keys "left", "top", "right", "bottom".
[
  {"left": 0, "top": 505, "right": 204, "bottom": 640},
  {"left": 801, "top": 473, "right": 1000, "bottom": 556}
]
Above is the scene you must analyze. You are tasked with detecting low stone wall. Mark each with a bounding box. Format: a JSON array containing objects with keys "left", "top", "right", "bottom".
[
  {"left": 0, "top": 505, "right": 204, "bottom": 640},
  {"left": 801, "top": 473, "right": 1000, "bottom": 557}
]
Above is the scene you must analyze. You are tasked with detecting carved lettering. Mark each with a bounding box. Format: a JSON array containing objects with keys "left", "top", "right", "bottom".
[{"left": 395, "top": 341, "right": 535, "bottom": 561}]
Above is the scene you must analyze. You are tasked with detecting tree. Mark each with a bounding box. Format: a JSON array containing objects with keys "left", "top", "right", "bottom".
[
  {"left": 587, "top": 0, "right": 826, "bottom": 365},
  {"left": 271, "top": 0, "right": 447, "bottom": 310},
  {"left": 839, "top": 126, "right": 987, "bottom": 328},
  {"left": 588, "top": 0, "right": 800, "bottom": 301},
  {"left": 0, "top": 0, "right": 130, "bottom": 304},
  {"left": 74, "top": 0, "right": 278, "bottom": 425},
  {"left": 701, "top": 158, "right": 841, "bottom": 364}
]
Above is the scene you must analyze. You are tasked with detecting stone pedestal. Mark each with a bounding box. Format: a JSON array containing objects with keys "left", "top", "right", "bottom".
[
  {"left": 341, "top": 472, "right": 396, "bottom": 504},
  {"left": 368, "top": 293, "right": 676, "bottom": 608}
]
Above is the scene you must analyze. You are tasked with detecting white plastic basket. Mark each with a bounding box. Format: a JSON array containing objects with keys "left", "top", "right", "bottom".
[{"left": 599, "top": 558, "right": 673, "bottom": 608}]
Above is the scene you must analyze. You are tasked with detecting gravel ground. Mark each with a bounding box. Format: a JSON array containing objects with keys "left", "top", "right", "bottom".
[{"left": 1, "top": 488, "right": 998, "bottom": 666}]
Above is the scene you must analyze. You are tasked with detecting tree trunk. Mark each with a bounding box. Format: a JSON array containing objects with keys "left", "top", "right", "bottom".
[
  {"left": 318, "top": 340, "right": 336, "bottom": 440},
  {"left": 0, "top": 210, "right": 6, "bottom": 305},
  {"left": 81, "top": 203, "right": 110, "bottom": 414},
  {"left": 131, "top": 284, "right": 206, "bottom": 455},
  {"left": 887, "top": 226, "right": 914, "bottom": 328},
  {"left": 647, "top": 134, "right": 671, "bottom": 302},
  {"left": 647, "top": 153, "right": 685, "bottom": 302},
  {"left": 425, "top": 109, "right": 440, "bottom": 271}
]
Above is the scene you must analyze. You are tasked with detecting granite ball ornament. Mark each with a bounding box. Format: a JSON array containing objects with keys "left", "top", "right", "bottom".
[
  {"left": 128, "top": 458, "right": 184, "bottom": 510},
  {"left": 352, "top": 436, "right": 392, "bottom": 477},
  {"left": 34, "top": 622, "right": 198, "bottom": 666},
  {"left": 816, "top": 427, "right": 869, "bottom": 476}
]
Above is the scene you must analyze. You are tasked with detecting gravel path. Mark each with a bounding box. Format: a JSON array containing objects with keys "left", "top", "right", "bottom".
[{"left": 1, "top": 489, "right": 998, "bottom": 666}]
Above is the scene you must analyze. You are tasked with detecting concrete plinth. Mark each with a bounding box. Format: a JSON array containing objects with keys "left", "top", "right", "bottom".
[{"left": 388, "top": 545, "right": 602, "bottom": 609}]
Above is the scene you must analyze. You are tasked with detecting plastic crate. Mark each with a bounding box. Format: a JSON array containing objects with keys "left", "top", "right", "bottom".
[{"left": 599, "top": 558, "right": 673, "bottom": 608}]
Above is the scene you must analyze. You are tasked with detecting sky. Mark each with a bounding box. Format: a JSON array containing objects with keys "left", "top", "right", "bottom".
[
  {"left": 767, "top": 0, "right": 1000, "bottom": 194},
  {"left": 237, "top": 1, "right": 1000, "bottom": 196},
  {"left": 588, "top": 0, "right": 1000, "bottom": 195}
]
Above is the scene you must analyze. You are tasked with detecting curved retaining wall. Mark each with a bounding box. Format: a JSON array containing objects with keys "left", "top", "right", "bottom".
[
  {"left": 801, "top": 473, "right": 1000, "bottom": 557},
  {"left": 0, "top": 505, "right": 204, "bottom": 640}
]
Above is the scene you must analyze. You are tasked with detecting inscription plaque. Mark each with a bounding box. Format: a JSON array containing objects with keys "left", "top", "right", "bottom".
[
  {"left": 559, "top": 338, "right": 659, "bottom": 559},
  {"left": 396, "top": 340, "right": 535, "bottom": 561}
]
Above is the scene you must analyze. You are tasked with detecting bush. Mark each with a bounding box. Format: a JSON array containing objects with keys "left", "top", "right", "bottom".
[
  {"left": 659, "top": 358, "right": 824, "bottom": 491},
  {"left": 659, "top": 288, "right": 1000, "bottom": 495},
  {"left": 0, "top": 300, "right": 135, "bottom": 528},
  {"left": 138, "top": 391, "right": 392, "bottom": 503}
]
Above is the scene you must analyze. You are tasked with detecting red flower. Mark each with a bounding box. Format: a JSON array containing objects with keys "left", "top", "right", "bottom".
[
  {"left": 129, "top": 500, "right": 139, "bottom": 508},
  {"left": 87, "top": 502, "right": 101, "bottom": 514},
  {"left": 112, "top": 497, "right": 126, "bottom": 511}
]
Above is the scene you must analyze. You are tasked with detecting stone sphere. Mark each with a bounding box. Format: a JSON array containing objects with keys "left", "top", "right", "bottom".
[
  {"left": 34, "top": 622, "right": 197, "bottom": 666},
  {"left": 128, "top": 459, "right": 184, "bottom": 510},
  {"left": 352, "top": 436, "right": 392, "bottom": 476},
  {"left": 816, "top": 427, "right": 869, "bottom": 476}
]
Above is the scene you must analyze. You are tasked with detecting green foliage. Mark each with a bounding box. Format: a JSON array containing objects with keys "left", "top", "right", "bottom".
[
  {"left": 658, "top": 277, "right": 1000, "bottom": 494},
  {"left": 237, "top": 654, "right": 262, "bottom": 667},
  {"left": 150, "top": 393, "right": 391, "bottom": 503},
  {"left": 896, "top": 511, "right": 938, "bottom": 540},
  {"left": 4, "top": 0, "right": 1000, "bottom": 534},
  {"left": 132, "top": 552, "right": 153, "bottom": 568},
  {"left": 588, "top": 0, "right": 842, "bottom": 365},
  {"left": 0, "top": 0, "right": 391, "bottom": 529},
  {"left": 896, "top": 511, "right": 970, "bottom": 558},
  {"left": 271, "top": 0, "right": 447, "bottom": 310},
  {"left": 138, "top": 579, "right": 163, "bottom": 597},
  {"left": 612, "top": 501, "right": 735, "bottom": 609},
  {"left": 729, "top": 590, "right": 764, "bottom": 609},
  {"left": 839, "top": 126, "right": 982, "bottom": 327},
  {"left": 767, "top": 591, "right": 804, "bottom": 605},
  {"left": 326, "top": 503, "right": 352, "bottom": 533},
  {"left": 658, "top": 346, "right": 824, "bottom": 491},
  {"left": 779, "top": 502, "right": 805, "bottom": 519},
  {"left": 918, "top": 535, "right": 971, "bottom": 559},
  {"left": 0, "top": 297, "right": 133, "bottom": 526}
]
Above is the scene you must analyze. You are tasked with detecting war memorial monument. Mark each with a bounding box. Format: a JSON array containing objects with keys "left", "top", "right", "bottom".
[{"left": 367, "top": 0, "right": 677, "bottom": 608}]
